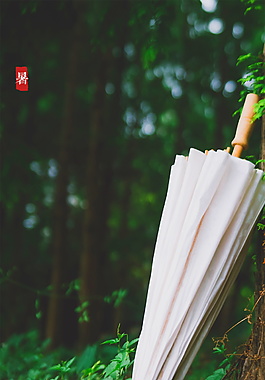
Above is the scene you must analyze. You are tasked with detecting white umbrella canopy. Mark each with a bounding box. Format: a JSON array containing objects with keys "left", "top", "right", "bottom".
[{"left": 131, "top": 94, "right": 265, "bottom": 380}]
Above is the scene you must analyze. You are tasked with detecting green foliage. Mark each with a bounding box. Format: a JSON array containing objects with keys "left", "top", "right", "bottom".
[
  {"left": 205, "top": 345, "right": 235, "bottom": 380},
  {"left": 253, "top": 99, "right": 265, "bottom": 121},
  {"left": 35, "top": 297, "right": 43, "bottom": 320},
  {"left": 205, "top": 368, "right": 226, "bottom": 380},
  {"left": 241, "top": 0, "right": 264, "bottom": 14},
  {"left": 50, "top": 357, "right": 76, "bottom": 379},
  {"left": 234, "top": 51, "right": 264, "bottom": 133},
  {"left": 2, "top": 326, "right": 257, "bottom": 380},
  {"left": 0, "top": 329, "right": 137, "bottom": 380},
  {"left": 21, "top": 0, "right": 38, "bottom": 14},
  {"left": 75, "top": 301, "right": 90, "bottom": 323},
  {"left": 99, "top": 327, "right": 138, "bottom": 380},
  {"left": 257, "top": 210, "right": 265, "bottom": 231},
  {"left": 65, "top": 278, "right": 81, "bottom": 295},
  {"left": 81, "top": 361, "right": 105, "bottom": 380},
  {"left": 0, "top": 330, "right": 57, "bottom": 380},
  {"left": 257, "top": 222, "right": 265, "bottom": 230},
  {"left": 104, "top": 289, "right": 128, "bottom": 308},
  {"left": 235, "top": 52, "right": 265, "bottom": 120},
  {"left": 56, "top": 327, "right": 137, "bottom": 380},
  {"left": 142, "top": 45, "right": 158, "bottom": 69}
]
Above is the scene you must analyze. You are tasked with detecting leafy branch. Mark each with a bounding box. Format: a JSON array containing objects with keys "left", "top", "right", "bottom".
[{"left": 233, "top": 52, "right": 265, "bottom": 120}]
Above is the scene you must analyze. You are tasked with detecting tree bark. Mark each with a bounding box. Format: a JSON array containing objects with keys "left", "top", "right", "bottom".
[
  {"left": 78, "top": 0, "right": 129, "bottom": 347},
  {"left": 236, "top": 44, "right": 265, "bottom": 380},
  {"left": 78, "top": 53, "right": 109, "bottom": 346},
  {"left": 45, "top": 4, "right": 82, "bottom": 348},
  {"left": 234, "top": 234, "right": 265, "bottom": 380},
  {"left": 223, "top": 47, "right": 265, "bottom": 380},
  {"left": 236, "top": 78, "right": 265, "bottom": 380}
]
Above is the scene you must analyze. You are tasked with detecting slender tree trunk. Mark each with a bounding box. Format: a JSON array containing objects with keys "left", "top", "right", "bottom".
[
  {"left": 234, "top": 205, "right": 265, "bottom": 380},
  {"left": 1, "top": 200, "right": 26, "bottom": 339},
  {"left": 237, "top": 78, "right": 265, "bottom": 380},
  {"left": 78, "top": 52, "right": 109, "bottom": 346},
  {"left": 45, "top": 6, "right": 82, "bottom": 347},
  {"left": 78, "top": 0, "right": 129, "bottom": 347},
  {"left": 236, "top": 45, "right": 265, "bottom": 380},
  {"left": 112, "top": 136, "right": 135, "bottom": 333},
  {"left": 224, "top": 47, "right": 265, "bottom": 380}
]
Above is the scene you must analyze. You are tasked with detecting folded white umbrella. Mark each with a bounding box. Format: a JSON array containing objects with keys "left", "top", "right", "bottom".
[{"left": 132, "top": 94, "right": 265, "bottom": 380}]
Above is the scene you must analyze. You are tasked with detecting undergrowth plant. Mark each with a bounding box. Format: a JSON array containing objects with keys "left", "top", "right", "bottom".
[
  {"left": 48, "top": 326, "right": 138, "bottom": 380},
  {"left": 0, "top": 327, "right": 138, "bottom": 380},
  {"left": 80, "top": 326, "right": 138, "bottom": 380}
]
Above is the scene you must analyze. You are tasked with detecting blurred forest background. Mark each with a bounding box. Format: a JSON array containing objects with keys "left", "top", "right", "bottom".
[{"left": 0, "top": 0, "right": 264, "bottom": 378}]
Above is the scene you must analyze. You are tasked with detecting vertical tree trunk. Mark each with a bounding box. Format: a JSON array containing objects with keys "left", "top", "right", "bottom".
[
  {"left": 224, "top": 47, "right": 265, "bottom": 380},
  {"left": 45, "top": 6, "right": 81, "bottom": 347},
  {"left": 235, "top": 44, "right": 265, "bottom": 380},
  {"left": 78, "top": 1, "right": 129, "bottom": 347},
  {"left": 236, "top": 234, "right": 265, "bottom": 379},
  {"left": 112, "top": 136, "right": 135, "bottom": 333},
  {"left": 78, "top": 53, "right": 109, "bottom": 346}
]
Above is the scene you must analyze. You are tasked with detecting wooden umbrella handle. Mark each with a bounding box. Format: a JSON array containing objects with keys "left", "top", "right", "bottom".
[{"left": 231, "top": 93, "right": 259, "bottom": 158}]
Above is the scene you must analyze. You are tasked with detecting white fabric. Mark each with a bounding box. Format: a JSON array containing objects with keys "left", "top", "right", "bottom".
[{"left": 132, "top": 149, "right": 265, "bottom": 380}]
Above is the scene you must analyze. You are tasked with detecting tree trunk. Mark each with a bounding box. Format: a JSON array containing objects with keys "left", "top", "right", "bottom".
[
  {"left": 45, "top": 5, "right": 82, "bottom": 348},
  {"left": 78, "top": 0, "right": 129, "bottom": 347},
  {"left": 112, "top": 136, "right": 136, "bottom": 333},
  {"left": 78, "top": 52, "right": 109, "bottom": 346},
  {"left": 236, "top": 88, "right": 265, "bottom": 380},
  {"left": 235, "top": 232, "right": 265, "bottom": 380},
  {"left": 224, "top": 47, "right": 265, "bottom": 380}
]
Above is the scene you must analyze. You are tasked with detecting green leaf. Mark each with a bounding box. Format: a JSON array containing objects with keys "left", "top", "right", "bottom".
[
  {"left": 104, "top": 289, "right": 128, "bottom": 308},
  {"left": 103, "top": 360, "right": 119, "bottom": 377},
  {"left": 117, "top": 332, "right": 127, "bottom": 341},
  {"left": 65, "top": 278, "right": 80, "bottom": 295},
  {"left": 35, "top": 311, "right": 42, "bottom": 319},
  {"left": 255, "top": 159, "right": 265, "bottom": 166},
  {"left": 236, "top": 53, "right": 252, "bottom": 65},
  {"left": 205, "top": 368, "right": 226, "bottom": 380},
  {"left": 127, "top": 338, "right": 139, "bottom": 347},
  {"left": 101, "top": 338, "right": 120, "bottom": 345},
  {"left": 50, "top": 364, "right": 62, "bottom": 371},
  {"left": 50, "top": 357, "right": 76, "bottom": 373},
  {"left": 253, "top": 100, "right": 265, "bottom": 121},
  {"left": 213, "top": 344, "right": 226, "bottom": 355},
  {"left": 142, "top": 45, "right": 158, "bottom": 69},
  {"left": 65, "top": 356, "right": 76, "bottom": 368},
  {"left": 257, "top": 223, "right": 265, "bottom": 230},
  {"left": 81, "top": 360, "right": 105, "bottom": 377}
]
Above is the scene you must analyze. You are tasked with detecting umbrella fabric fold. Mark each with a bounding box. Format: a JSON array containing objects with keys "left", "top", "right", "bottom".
[{"left": 132, "top": 148, "right": 265, "bottom": 380}]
